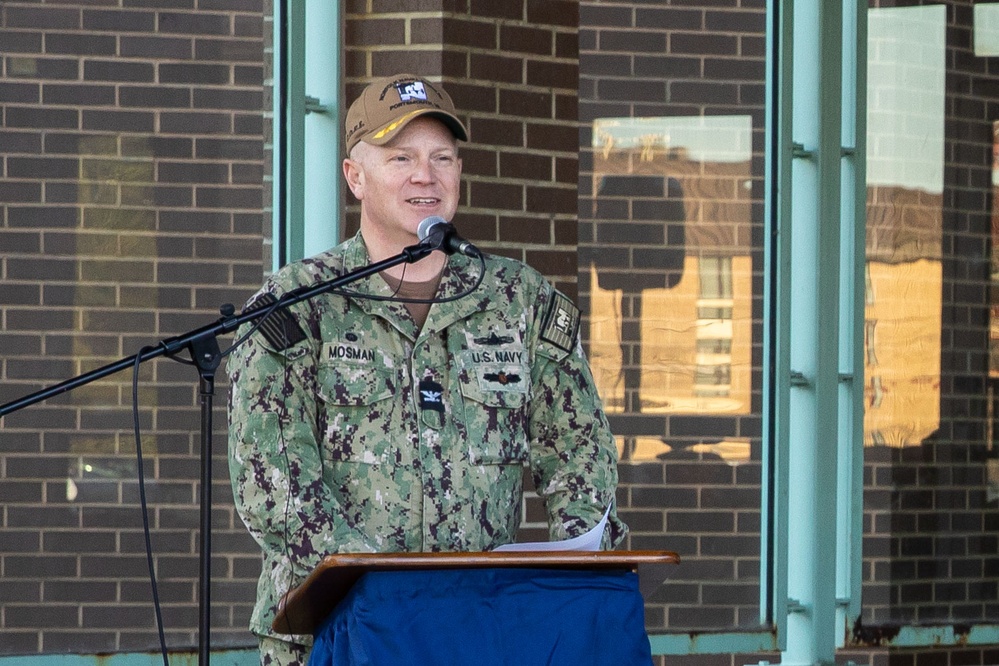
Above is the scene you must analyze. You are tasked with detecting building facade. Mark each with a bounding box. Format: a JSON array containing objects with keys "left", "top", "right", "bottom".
[{"left": 1, "top": 1, "right": 997, "bottom": 664}]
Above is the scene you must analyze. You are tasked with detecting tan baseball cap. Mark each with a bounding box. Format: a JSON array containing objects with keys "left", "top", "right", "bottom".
[{"left": 344, "top": 74, "right": 469, "bottom": 155}]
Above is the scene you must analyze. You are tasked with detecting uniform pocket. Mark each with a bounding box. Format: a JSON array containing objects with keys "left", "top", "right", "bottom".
[
  {"left": 457, "top": 353, "right": 530, "bottom": 465},
  {"left": 316, "top": 362, "right": 396, "bottom": 463},
  {"left": 316, "top": 363, "right": 394, "bottom": 406}
]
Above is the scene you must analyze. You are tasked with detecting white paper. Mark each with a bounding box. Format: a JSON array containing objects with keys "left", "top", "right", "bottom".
[{"left": 493, "top": 505, "right": 610, "bottom": 552}]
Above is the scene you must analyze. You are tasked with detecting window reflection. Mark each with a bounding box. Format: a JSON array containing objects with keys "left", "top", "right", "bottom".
[
  {"left": 862, "top": 3, "right": 999, "bottom": 631},
  {"left": 992, "top": 119, "right": 999, "bottom": 503},
  {"left": 865, "top": 5, "right": 945, "bottom": 449},
  {"left": 585, "top": 116, "right": 753, "bottom": 463},
  {"left": 974, "top": 3, "right": 999, "bottom": 57}
]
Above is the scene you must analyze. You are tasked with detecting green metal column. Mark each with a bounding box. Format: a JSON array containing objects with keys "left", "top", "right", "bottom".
[
  {"left": 301, "top": 1, "right": 340, "bottom": 258},
  {"left": 782, "top": 0, "right": 843, "bottom": 663},
  {"left": 835, "top": 0, "right": 867, "bottom": 648},
  {"left": 762, "top": 0, "right": 792, "bottom": 647},
  {"left": 272, "top": 0, "right": 340, "bottom": 270},
  {"left": 272, "top": 0, "right": 304, "bottom": 270}
]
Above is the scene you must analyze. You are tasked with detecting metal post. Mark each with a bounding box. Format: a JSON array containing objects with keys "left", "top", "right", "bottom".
[{"left": 783, "top": 0, "right": 844, "bottom": 663}]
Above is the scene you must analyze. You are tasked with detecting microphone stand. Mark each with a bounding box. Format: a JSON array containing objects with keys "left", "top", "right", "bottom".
[{"left": 0, "top": 241, "right": 438, "bottom": 666}]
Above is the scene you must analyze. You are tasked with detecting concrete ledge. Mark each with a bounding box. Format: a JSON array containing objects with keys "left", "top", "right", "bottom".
[{"left": 0, "top": 650, "right": 258, "bottom": 666}]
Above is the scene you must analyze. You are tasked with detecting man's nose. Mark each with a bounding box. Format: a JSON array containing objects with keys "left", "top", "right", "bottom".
[{"left": 410, "top": 158, "right": 436, "bottom": 182}]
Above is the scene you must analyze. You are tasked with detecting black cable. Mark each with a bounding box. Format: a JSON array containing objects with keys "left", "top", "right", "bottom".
[
  {"left": 220, "top": 253, "right": 486, "bottom": 359},
  {"left": 120, "top": 249, "right": 485, "bottom": 648},
  {"left": 132, "top": 347, "right": 170, "bottom": 666},
  {"left": 333, "top": 253, "right": 486, "bottom": 305}
]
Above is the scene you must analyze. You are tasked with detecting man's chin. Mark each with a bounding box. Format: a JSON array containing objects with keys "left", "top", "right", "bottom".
[{"left": 410, "top": 210, "right": 445, "bottom": 223}]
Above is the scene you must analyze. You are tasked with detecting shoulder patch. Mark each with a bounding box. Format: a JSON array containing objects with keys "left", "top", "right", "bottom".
[
  {"left": 540, "top": 291, "right": 580, "bottom": 353},
  {"left": 244, "top": 292, "right": 308, "bottom": 351}
]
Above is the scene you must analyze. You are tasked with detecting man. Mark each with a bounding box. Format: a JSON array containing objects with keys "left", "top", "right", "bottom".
[{"left": 227, "top": 73, "right": 626, "bottom": 665}]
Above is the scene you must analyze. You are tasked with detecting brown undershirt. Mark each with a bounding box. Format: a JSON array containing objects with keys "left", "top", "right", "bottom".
[{"left": 379, "top": 270, "right": 443, "bottom": 330}]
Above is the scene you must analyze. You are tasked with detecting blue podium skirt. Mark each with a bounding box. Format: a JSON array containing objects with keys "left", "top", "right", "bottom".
[{"left": 309, "top": 567, "right": 653, "bottom": 666}]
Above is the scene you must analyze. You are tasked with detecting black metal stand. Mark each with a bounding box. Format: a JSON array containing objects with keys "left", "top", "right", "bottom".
[
  {"left": 0, "top": 241, "right": 436, "bottom": 666},
  {"left": 191, "top": 335, "right": 223, "bottom": 666}
]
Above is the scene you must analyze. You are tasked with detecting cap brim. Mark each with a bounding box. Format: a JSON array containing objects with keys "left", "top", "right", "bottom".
[{"left": 366, "top": 109, "right": 469, "bottom": 147}]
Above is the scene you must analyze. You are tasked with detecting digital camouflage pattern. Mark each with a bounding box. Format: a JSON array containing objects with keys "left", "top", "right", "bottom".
[
  {"left": 227, "top": 232, "right": 627, "bottom": 642},
  {"left": 257, "top": 635, "right": 307, "bottom": 666}
]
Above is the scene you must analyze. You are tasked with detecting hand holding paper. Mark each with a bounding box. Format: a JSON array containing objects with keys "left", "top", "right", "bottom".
[{"left": 493, "top": 505, "right": 611, "bottom": 552}]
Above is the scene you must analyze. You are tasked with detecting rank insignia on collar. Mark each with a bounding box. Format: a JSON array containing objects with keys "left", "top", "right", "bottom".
[
  {"left": 418, "top": 378, "right": 446, "bottom": 427},
  {"left": 540, "top": 291, "right": 579, "bottom": 353}
]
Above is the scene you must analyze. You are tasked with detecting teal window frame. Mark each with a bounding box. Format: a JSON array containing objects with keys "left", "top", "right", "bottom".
[
  {"left": 272, "top": 0, "right": 341, "bottom": 270},
  {"left": 650, "top": 0, "right": 867, "bottom": 657}
]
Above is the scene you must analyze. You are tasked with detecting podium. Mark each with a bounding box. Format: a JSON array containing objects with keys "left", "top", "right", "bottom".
[{"left": 273, "top": 551, "right": 679, "bottom": 666}]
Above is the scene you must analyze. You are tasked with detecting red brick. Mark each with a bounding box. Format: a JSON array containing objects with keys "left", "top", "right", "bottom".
[
  {"left": 467, "top": 116, "right": 523, "bottom": 148},
  {"left": 469, "top": 0, "right": 521, "bottom": 21},
  {"left": 469, "top": 53, "right": 523, "bottom": 84},
  {"left": 498, "top": 88, "right": 552, "bottom": 118}
]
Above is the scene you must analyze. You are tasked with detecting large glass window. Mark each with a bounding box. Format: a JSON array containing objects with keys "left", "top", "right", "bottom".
[
  {"left": 579, "top": 3, "right": 770, "bottom": 635},
  {"left": 581, "top": 0, "right": 999, "bottom": 654},
  {"left": 858, "top": 2, "right": 999, "bottom": 636}
]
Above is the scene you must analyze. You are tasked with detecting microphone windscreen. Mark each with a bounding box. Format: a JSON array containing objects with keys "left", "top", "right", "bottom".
[{"left": 417, "top": 216, "right": 448, "bottom": 241}]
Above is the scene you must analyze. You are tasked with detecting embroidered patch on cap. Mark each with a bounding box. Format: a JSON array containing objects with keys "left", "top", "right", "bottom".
[
  {"left": 396, "top": 80, "right": 428, "bottom": 102},
  {"left": 244, "top": 292, "right": 307, "bottom": 351},
  {"left": 540, "top": 292, "right": 580, "bottom": 353}
]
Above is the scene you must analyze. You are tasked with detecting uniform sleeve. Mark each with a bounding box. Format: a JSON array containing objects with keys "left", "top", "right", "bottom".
[
  {"left": 526, "top": 288, "right": 628, "bottom": 550},
  {"left": 226, "top": 294, "right": 378, "bottom": 579}
]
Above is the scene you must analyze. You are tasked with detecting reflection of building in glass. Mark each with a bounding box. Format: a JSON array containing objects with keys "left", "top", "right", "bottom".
[
  {"left": 864, "top": 6, "right": 945, "bottom": 448},
  {"left": 583, "top": 116, "right": 753, "bottom": 462},
  {"left": 695, "top": 256, "right": 734, "bottom": 398},
  {"left": 991, "top": 120, "right": 999, "bottom": 501},
  {"left": 860, "top": 4, "right": 999, "bottom": 632},
  {"left": 974, "top": 3, "right": 999, "bottom": 57},
  {"left": 863, "top": 254, "right": 942, "bottom": 447},
  {"left": 992, "top": 120, "right": 999, "bottom": 382},
  {"left": 636, "top": 252, "right": 751, "bottom": 415}
]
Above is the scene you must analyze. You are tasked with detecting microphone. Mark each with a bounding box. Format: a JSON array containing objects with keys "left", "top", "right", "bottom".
[{"left": 417, "top": 216, "right": 482, "bottom": 258}]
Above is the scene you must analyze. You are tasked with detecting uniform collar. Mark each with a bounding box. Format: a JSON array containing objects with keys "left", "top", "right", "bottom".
[{"left": 339, "top": 232, "right": 496, "bottom": 342}]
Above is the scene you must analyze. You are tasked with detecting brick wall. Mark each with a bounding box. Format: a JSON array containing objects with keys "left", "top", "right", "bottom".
[
  {"left": 3, "top": 0, "right": 999, "bottom": 663},
  {"left": 0, "top": 0, "right": 585, "bottom": 656},
  {"left": 0, "top": 1, "right": 266, "bottom": 653}
]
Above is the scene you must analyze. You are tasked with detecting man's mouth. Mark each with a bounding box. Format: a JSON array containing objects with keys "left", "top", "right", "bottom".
[{"left": 407, "top": 198, "right": 439, "bottom": 205}]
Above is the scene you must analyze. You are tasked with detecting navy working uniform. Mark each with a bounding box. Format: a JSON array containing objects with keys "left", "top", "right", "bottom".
[{"left": 227, "top": 232, "right": 627, "bottom": 647}]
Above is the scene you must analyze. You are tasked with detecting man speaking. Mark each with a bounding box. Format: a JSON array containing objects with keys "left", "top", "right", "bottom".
[{"left": 227, "top": 73, "right": 626, "bottom": 665}]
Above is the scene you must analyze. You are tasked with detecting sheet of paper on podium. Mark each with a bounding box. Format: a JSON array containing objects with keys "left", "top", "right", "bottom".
[{"left": 493, "top": 505, "right": 610, "bottom": 552}]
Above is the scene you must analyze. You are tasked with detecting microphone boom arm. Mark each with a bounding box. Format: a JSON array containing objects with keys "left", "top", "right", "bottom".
[
  {"left": 0, "top": 241, "right": 435, "bottom": 417},
  {"left": 0, "top": 238, "right": 436, "bottom": 666}
]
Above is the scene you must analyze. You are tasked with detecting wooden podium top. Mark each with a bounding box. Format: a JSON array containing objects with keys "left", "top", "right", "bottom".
[{"left": 272, "top": 550, "right": 680, "bottom": 635}]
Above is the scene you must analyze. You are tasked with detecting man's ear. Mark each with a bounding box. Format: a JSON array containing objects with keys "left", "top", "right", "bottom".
[{"left": 342, "top": 157, "right": 364, "bottom": 200}]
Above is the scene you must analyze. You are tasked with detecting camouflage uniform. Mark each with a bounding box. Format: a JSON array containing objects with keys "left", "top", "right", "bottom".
[{"left": 227, "top": 232, "right": 627, "bottom": 650}]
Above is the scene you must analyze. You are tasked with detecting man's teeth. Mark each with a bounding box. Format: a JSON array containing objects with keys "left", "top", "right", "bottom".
[{"left": 409, "top": 199, "right": 436, "bottom": 204}]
